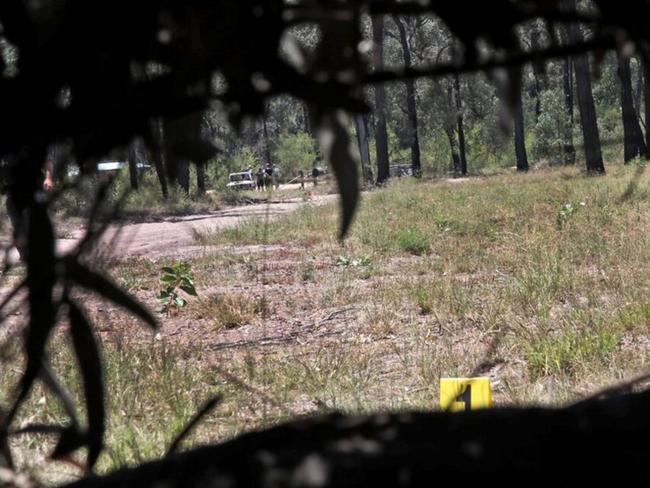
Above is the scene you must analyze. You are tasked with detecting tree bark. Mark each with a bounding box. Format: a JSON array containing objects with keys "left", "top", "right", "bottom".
[
  {"left": 354, "top": 114, "right": 373, "bottom": 184},
  {"left": 562, "top": 55, "right": 577, "bottom": 165},
  {"left": 530, "top": 26, "right": 545, "bottom": 120},
  {"left": 393, "top": 15, "right": 421, "bottom": 177},
  {"left": 644, "top": 57, "right": 650, "bottom": 158},
  {"left": 453, "top": 75, "right": 468, "bottom": 176},
  {"left": 196, "top": 162, "right": 206, "bottom": 195},
  {"left": 128, "top": 145, "right": 139, "bottom": 190},
  {"left": 303, "top": 103, "right": 312, "bottom": 136},
  {"left": 150, "top": 118, "right": 169, "bottom": 199},
  {"left": 445, "top": 126, "right": 461, "bottom": 175},
  {"left": 568, "top": 12, "right": 605, "bottom": 174},
  {"left": 262, "top": 115, "right": 272, "bottom": 167},
  {"left": 617, "top": 51, "right": 646, "bottom": 162},
  {"left": 372, "top": 15, "right": 390, "bottom": 184},
  {"left": 177, "top": 160, "right": 190, "bottom": 193},
  {"left": 514, "top": 85, "right": 529, "bottom": 172}
]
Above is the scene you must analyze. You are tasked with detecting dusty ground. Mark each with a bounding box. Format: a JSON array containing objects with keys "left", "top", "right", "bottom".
[{"left": 0, "top": 193, "right": 337, "bottom": 264}]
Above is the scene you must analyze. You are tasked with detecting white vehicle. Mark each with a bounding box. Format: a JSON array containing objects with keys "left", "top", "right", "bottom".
[
  {"left": 226, "top": 171, "right": 256, "bottom": 190},
  {"left": 67, "top": 161, "right": 151, "bottom": 177}
]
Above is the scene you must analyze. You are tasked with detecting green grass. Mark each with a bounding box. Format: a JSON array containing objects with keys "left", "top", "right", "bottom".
[
  {"left": 6, "top": 163, "right": 650, "bottom": 483},
  {"left": 524, "top": 327, "right": 622, "bottom": 380}
]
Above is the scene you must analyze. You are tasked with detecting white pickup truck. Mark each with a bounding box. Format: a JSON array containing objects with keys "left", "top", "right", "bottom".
[{"left": 226, "top": 171, "right": 256, "bottom": 190}]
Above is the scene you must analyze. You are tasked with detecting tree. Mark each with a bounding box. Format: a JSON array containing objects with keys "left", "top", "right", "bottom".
[
  {"left": 563, "top": 55, "right": 577, "bottom": 165},
  {"left": 127, "top": 145, "right": 139, "bottom": 190},
  {"left": 514, "top": 83, "right": 530, "bottom": 171},
  {"left": 372, "top": 14, "right": 391, "bottom": 184},
  {"left": 643, "top": 57, "right": 650, "bottom": 157},
  {"left": 567, "top": 7, "right": 605, "bottom": 173},
  {"left": 355, "top": 114, "right": 374, "bottom": 184},
  {"left": 453, "top": 74, "right": 468, "bottom": 176},
  {"left": 617, "top": 51, "right": 646, "bottom": 161},
  {"left": 392, "top": 15, "right": 422, "bottom": 177}
]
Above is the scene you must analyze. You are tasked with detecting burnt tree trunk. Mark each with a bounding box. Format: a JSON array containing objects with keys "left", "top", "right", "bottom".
[
  {"left": 176, "top": 160, "right": 190, "bottom": 193},
  {"left": 563, "top": 55, "right": 577, "bottom": 165},
  {"left": 354, "top": 114, "right": 373, "bottom": 184},
  {"left": 453, "top": 75, "right": 468, "bottom": 176},
  {"left": 150, "top": 118, "right": 169, "bottom": 199},
  {"left": 372, "top": 15, "right": 390, "bottom": 184},
  {"left": 514, "top": 85, "right": 529, "bottom": 172},
  {"left": 568, "top": 13, "right": 605, "bottom": 174},
  {"left": 617, "top": 51, "right": 646, "bottom": 162},
  {"left": 643, "top": 57, "right": 650, "bottom": 158},
  {"left": 262, "top": 115, "right": 272, "bottom": 167},
  {"left": 393, "top": 15, "right": 421, "bottom": 177},
  {"left": 196, "top": 162, "right": 206, "bottom": 195},
  {"left": 530, "top": 25, "right": 545, "bottom": 120},
  {"left": 128, "top": 145, "right": 139, "bottom": 190},
  {"left": 303, "top": 103, "right": 312, "bottom": 136}
]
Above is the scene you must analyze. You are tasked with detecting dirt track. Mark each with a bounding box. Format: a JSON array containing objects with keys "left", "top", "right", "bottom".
[{"left": 4, "top": 194, "right": 337, "bottom": 263}]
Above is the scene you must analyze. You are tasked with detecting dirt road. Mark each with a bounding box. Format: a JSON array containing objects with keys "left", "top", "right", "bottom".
[{"left": 4, "top": 194, "right": 337, "bottom": 263}]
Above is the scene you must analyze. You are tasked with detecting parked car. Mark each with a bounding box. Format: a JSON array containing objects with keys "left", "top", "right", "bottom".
[
  {"left": 226, "top": 171, "right": 256, "bottom": 190},
  {"left": 66, "top": 160, "right": 150, "bottom": 178}
]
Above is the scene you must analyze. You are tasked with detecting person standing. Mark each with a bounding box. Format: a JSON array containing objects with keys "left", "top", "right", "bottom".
[{"left": 5, "top": 158, "right": 54, "bottom": 261}]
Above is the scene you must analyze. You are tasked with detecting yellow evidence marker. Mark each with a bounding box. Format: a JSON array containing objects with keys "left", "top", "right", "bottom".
[{"left": 440, "top": 377, "right": 493, "bottom": 412}]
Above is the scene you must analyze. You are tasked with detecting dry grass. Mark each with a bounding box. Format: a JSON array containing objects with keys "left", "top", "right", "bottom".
[{"left": 4, "top": 163, "right": 650, "bottom": 483}]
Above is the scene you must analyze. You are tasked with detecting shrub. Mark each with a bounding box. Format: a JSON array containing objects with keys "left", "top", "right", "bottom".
[{"left": 395, "top": 228, "right": 431, "bottom": 255}]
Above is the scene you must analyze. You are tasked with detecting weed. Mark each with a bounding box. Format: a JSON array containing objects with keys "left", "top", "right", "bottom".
[
  {"left": 556, "top": 201, "right": 586, "bottom": 229},
  {"left": 524, "top": 328, "right": 621, "bottom": 379},
  {"left": 299, "top": 262, "right": 316, "bottom": 282},
  {"left": 617, "top": 303, "right": 650, "bottom": 331},
  {"left": 196, "top": 293, "right": 258, "bottom": 330},
  {"left": 335, "top": 254, "right": 373, "bottom": 267},
  {"left": 158, "top": 261, "right": 198, "bottom": 315},
  {"left": 395, "top": 228, "right": 431, "bottom": 255}
]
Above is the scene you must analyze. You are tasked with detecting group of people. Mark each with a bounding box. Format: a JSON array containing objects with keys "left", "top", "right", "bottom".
[{"left": 254, "top": 163, "right": 279, "bottom": 191}]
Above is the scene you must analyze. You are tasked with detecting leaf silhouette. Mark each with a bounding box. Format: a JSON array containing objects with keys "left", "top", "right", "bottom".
[
  {"left": 63, "top": 257, "right": 157, "bottom": 329},
  {"left": 67, "top": 299, "right": 105, "bottom": 468},
  {"left": 311, "top": 109, "right": 360, "bottom": 239}
]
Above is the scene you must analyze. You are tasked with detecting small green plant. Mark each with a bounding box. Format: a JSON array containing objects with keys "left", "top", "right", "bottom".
[
  {"left": 556, "top": 201, "right": 585, "bottom": 229},
  {"left": 300, "top": 262, "right": 316, "bottom": 282},
  {"left": 335, "top": 255, "right": 373, "bottom": 267},
  {"left": 395, "top": 228, "right": 431, "bottom": 255},
  {"left": 524, "top": 328, "right": 620, "bottom": 379},
  {"left": 158, "top": 261, "right": 198, "bottom": 315}
]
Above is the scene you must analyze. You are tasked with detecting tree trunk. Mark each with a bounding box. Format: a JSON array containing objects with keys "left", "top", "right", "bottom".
[
  {"left": 635, "top": 58, "right": 644, "bottom": 120},
  {"left": 530, "top": 26, "right": 545, "bottom": 120},
  {"left": 617, "top": 52, "right": 646, "bottom": 162},
  {"left": 644, "top": 57, "right": 650, "bottom": 158},
  {"left": 445, "top": 126, "right": 461, "bottom": 175},
  {"left": 150, "top": 118, "right": 169, "bottom": 199},
  {"left": 514, "top": 85, "right": 529, "bottom": 172},
  {"left": 393, "top": 15, "right": 421, "bottom": 177},
  {"left": 568, "top": 13, "right": 605, "bottom": 174},
  {"left": 303, "top": 104, "right": 312, "bottom": 136},
  {"left": 562, "top": 55, "right": 577, "bottom": 165},
  {"left": 128, "top": 145, "right": 139, "bottom": 190},
  {"left": 372, "top": 15, "right": 390, "bottom": 184},
  {"left": 454, "top": 75, "right": 468, "bottom": 176},
  {"left": 262, "top": 116, "right": 272, "bottom": 167},
  {"left": 196, "top": 162, "right": 206, "bottom": 195},
  {"left": 354, "top": 114, "right": 373, "bottom": 184},
  {"left": 177, "top": 160, "right": 190, "bottom": 193}
]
